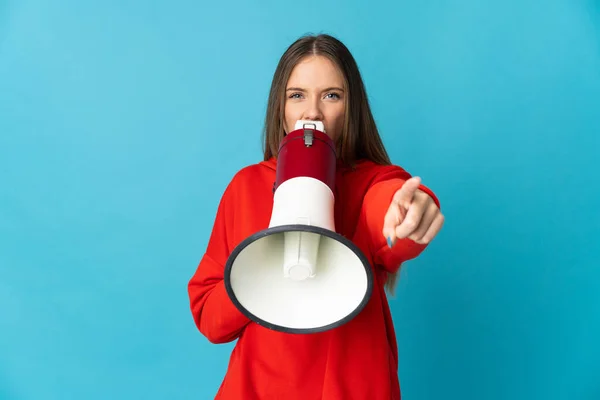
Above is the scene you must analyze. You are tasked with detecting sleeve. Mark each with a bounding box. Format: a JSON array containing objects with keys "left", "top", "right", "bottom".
[
  {"left": 187, "top": 181, "right": 251, "bottom": 344},
  {"left": 359, "top": 167, "right": 441, "bottom": 274}
]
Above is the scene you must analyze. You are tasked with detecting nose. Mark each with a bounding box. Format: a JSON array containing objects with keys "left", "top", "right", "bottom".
[{"left": 302, "top": 98, "right": 324, "bottom": 121}]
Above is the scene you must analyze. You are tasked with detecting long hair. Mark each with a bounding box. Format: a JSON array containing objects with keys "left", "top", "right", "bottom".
[{"left": 262, "top": 33, "right": 400, "bottom": 294}]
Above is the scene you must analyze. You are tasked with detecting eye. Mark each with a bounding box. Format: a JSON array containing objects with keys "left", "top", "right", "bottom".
[
  {"left": 288, "top": 92, "right": 303, "bottom": 99},
  {"left": 325, "top": 92, "right": 341, "bottom": 100}
]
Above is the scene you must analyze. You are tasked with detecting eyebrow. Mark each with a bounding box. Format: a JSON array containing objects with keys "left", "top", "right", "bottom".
[{"left": 286, "top": 87, "right": 344, "bottom": 92}]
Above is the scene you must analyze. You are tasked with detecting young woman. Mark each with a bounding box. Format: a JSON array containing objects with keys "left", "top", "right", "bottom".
[{"left": 188, "top": 34, "right": 444, "bottom": 400}]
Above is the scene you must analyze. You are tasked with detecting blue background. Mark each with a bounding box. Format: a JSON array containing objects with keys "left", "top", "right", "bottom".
[{"left": 1, "top": 0, "right": 599, "bottom": 399}]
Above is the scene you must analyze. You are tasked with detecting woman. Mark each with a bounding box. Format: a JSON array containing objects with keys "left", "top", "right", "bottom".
[{"left": 188, "top": 33, "right": 444, "bottom": 400}]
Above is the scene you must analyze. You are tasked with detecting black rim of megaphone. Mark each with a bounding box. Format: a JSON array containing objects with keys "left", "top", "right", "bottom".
[{"left": 223, "top": 224, "right": 374, "bottom": 334}]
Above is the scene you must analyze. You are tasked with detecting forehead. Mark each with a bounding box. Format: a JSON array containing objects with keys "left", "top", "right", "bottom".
[{"left": 287, "top": 55, "right": 345, "bottom": 87}]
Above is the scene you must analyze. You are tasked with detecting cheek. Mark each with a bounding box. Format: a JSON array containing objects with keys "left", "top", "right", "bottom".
[
  {"left": 284, "top": 105, "right": 300, "bottom": 130},
  {"left": 327, "top": 108, "right": 345, "bottom": 134}
]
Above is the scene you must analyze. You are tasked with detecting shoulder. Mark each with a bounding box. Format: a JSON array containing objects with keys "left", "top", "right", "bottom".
[
  {"left": 222, "top": 160, "right": 276, "bottom": 198},
  {"left": 349, "top": 159, "right": 413, "bottom": 185},
  {"left": 232, "top": 160, "right": 275, "bottom": 183}
]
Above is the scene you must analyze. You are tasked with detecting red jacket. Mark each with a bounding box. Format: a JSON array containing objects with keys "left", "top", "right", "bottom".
[{"left": 188, "top": 157, "right": 440, "bottom": 400}]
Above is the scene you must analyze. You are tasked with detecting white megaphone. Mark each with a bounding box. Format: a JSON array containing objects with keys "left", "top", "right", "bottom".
[{"left": 223, "top": 120, "right": 373, "bottom": 334}]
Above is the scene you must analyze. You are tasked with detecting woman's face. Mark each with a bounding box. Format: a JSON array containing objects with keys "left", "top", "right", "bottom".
[{"left": 283, "top": 55, "right": 346, "bottom": 142}]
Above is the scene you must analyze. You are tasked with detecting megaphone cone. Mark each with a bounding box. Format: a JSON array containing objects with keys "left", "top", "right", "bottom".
[{"left": 224, "top": 121, "right": 373, "bottom": 334}]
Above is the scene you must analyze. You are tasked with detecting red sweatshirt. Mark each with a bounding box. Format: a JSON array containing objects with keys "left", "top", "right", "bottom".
[{"left": 188, "top": 157, "right": 440, "bottom": 400}]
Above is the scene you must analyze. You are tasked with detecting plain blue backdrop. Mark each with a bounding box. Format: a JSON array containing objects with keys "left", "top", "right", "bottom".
[{"left": 1, "top": 0, "right": 599, "bottom": 399}]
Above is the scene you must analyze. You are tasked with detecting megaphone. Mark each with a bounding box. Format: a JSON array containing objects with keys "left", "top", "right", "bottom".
[{"left": 224, "top": 120, "right": 373, "bottom": 334}]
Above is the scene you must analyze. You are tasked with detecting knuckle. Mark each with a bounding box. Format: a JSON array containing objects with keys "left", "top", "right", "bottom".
[
  {"left": 405, "top": 218, "right": 418, "bottom": 229},
  {"left": 437, "top": 215, "right": 445, "bottom": 226}
]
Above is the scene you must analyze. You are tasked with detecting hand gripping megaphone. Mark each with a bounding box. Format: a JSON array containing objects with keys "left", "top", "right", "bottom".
[{"left": 223, "top": 120, "right": 373, "bottom": 334}]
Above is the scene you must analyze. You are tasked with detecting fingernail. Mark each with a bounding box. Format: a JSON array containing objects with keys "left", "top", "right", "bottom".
[{"left": 387, "top": 236, "right": 393, "bottom": 248}]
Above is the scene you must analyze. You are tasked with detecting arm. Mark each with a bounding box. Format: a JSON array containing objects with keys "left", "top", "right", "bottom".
[
  {"left": 360, "top": 168, "right": 441, "bottom": 274},
  {"left": 187, "top": 183, "right": 251, "bottom": 344}
]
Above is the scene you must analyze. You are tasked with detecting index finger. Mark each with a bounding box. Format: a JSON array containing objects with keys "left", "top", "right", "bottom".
[{"left": 392, "top": 176, "right": 422, "bottom": 208}]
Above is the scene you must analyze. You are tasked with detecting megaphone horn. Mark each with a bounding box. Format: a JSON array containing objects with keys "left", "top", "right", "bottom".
[{"left": 224, "top": 120, "right": 373, "bottom": 334}]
